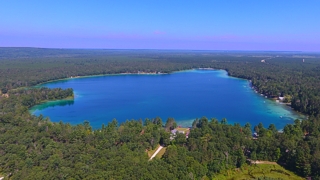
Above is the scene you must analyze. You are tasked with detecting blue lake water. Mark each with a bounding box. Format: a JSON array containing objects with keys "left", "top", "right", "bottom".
[{"left": 30, "top": 69, "right": 304, "bottom": 129}]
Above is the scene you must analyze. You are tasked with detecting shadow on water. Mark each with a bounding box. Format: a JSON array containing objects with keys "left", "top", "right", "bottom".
[{"left": 33, "top": 99, "right": 74, "bottom": 111}]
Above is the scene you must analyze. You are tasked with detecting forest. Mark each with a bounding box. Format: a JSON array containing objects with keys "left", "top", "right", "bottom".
[{"left": 1, "top": 48, "right": 320, "bottom": 179}]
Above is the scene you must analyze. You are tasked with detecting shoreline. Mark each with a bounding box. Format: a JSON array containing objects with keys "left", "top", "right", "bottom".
[
  {"left": 34, "top": 68, "right": 227, "bottom": 86},
  {"left": 29, "top": 96, "right": 74, "bottom": 114},
  {"left": 34, "top": 68, "right": 220, "bottom": 86},
  {"left": 35, "top": 71, "right": 171, "bottom": 87},
  {"left": 247, "top": 82, "right": 306, "bottom": 116}
]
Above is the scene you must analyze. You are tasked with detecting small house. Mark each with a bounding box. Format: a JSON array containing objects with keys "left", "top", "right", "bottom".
[{"left": 171, "top": 129, "right": 177, "bottom": 135}]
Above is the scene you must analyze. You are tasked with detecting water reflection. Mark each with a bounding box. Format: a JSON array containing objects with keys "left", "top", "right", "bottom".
[{"left": 34, "top": 99, "right": 74, "bottom": 111}]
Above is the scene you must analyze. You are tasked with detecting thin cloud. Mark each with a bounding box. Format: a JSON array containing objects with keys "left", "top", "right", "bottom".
[{"left": 153, "top": 30, "right": 166, "bottom": 35}]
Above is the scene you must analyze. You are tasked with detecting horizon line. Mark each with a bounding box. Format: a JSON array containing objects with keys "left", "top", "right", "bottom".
[{"left": 1, "top": 46, "right": 320, "bottom": 53}]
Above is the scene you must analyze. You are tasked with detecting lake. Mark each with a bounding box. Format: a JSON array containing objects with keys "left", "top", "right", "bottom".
[{"left": 30, "top": 69, "right": 304, "bottom": 129}]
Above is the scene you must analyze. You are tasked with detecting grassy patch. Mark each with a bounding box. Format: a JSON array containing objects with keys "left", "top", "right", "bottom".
[
  {"left": 147, "top": 144, "right": 160, "bottom": 157},
  {"left": 155, "top": 147, "right": 167, "bottom": 159},
  {"left": 213, "top": 164, "right": 303, "bottom": 180}
]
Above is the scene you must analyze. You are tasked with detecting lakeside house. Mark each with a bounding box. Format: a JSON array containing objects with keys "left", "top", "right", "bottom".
[
  {"left": 253, "top": 132, "right": 259, "bottom": 140},
  {"left": 170, "top": 127, "right": 190, "bottom": 140},
  {"left": 170, "top": 129, "right": 177, "bottom": 135}
]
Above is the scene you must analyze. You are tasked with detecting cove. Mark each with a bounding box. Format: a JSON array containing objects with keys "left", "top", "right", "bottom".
[{"left": 30, "top": 69, "right": 304, "bottom": 129}]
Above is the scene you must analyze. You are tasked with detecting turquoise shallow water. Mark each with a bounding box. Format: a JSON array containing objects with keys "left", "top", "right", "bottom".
[{"left": 30, "top": 69, "right": 304, "bottom": 129}]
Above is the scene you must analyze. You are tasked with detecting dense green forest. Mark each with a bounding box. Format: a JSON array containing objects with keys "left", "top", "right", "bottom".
[
  {"left": 1, "top": 48, "right": 320, "bottom": 179},
  {"left": 1, "top": 90, "right": 319, "bottom": 179}
]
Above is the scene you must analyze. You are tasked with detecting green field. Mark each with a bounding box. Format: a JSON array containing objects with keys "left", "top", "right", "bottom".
[{"left": 213, "top": 164, "right": 303, "bottom": 180}]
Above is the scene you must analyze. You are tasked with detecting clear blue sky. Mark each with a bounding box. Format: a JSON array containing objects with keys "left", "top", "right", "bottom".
[{"left": 1, "top": 0, "right": 319, "bottom": 51}]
